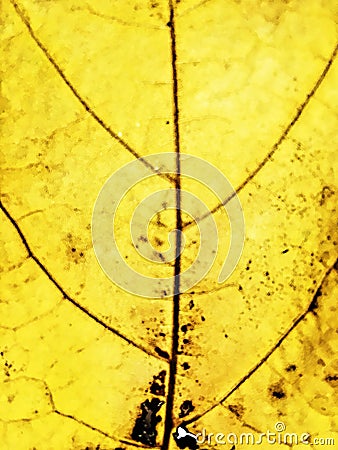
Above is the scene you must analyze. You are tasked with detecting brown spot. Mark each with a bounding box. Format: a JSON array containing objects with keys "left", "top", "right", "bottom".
[
  {"left": 319, "top": 185, "right": 335, "bottom": 206},
  {"left": 154, "top": 237, "right": 163, "bottom": 246},
  {"left": 228, "top": 403, "right": 245, "bottom": 418},
  {"left": 269, "top": 381, "right": 286, "bottom": 400}
]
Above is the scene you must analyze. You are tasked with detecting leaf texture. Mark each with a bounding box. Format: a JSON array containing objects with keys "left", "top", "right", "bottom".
[{"left": 1, "top": 1, "right": 337, "bottom": 449}]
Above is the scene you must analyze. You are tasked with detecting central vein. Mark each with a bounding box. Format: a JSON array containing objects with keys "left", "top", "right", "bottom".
[{"left": 162, "top": 1, "right": 182, "bottom": 449}]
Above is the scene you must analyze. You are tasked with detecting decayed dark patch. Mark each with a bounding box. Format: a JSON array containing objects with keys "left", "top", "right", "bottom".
[
  {"left": 285, "top": 364, "right": 297, "bottom": 372},
  {"left": 269, "top": 381, "right": 286, "bottom": 399},
  {"left": 131, "top": 398, "right": 164, "bottom": 446},
  {"left": 228, "top": 403, "right": 245, "bottom": 418},
  {"left": 179, "top": 400, "right": 195, "bottom": 418},
  {"left": 149, "top": 370, "right": 166, "bottom": 396}
]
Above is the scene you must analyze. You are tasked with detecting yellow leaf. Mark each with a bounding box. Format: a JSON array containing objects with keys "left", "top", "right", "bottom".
[{"left": 1, "top": 1, "right": 337, "bottom": 449}]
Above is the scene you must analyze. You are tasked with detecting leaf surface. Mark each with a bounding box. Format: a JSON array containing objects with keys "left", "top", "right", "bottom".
[{"left": 1, "top": 1, "right": 337, "bottom": 449}]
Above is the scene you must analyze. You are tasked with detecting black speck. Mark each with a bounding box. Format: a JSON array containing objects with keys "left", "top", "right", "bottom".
[
  {"left": 166, "top": 120, "right": 170, "bottom": 124},
  {"left": 272, "top": 390, "right": 286, "bottom": 399},
  {"left": 182, "top": 362, "right": 190, "bottom": 370},
  {"left": 201, "top": 316, "right": 205, "bottom": 322},
  {"left": 189, "top": 300, "right": 194, "bottom": 310},
  {"left": 183, "top": 338, "right": 189, "bottom": 345},
  {"left": 282, "top": 249, "right": 289, "bottom": 254},
  {"left": 166, "top": 21, "right": 172, "bottom": 27},
  {"left": 179, "top": 400, "right": 195, "bottom": 418},
  {"left": 181, "top": 324, "right": 188, "bottom": 333},
  {"left": 224, "top": 334, "right": 228, "bottom": 338},
  {"left": 71, "top": 247, "right": 76, "bottom": 252},
  {"left": 286, "top": 364, "right": 296, "bottom": 372},
  {"left": 131, "top": 398, "right": 164, "bottom": 446}
]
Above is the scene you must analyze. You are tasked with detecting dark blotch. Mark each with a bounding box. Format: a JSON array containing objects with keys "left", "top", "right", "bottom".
[
  {"left": 325, "top": 374, "right": 338, "bottom": 387},
  {"left": 182, "top": 362, "right": 190, "bottom": 370},
  {"left": 286, "top": 364, "right": 297, "bottom": 372},
  {"left": 282, "top": 249, "right": 289, "bottom": 254},
  {"left": 228, "top": 404, "right": 245, "bottom": 418},
  {"left": 179, "top": 400, "right": 195, "bottom": 418},
  {"left": 181, "top": 324, "right": 188, "bottom": 333},
  {"left": 131, "top": 398, "right": 164, "bottom": 446},
  {"left": 154, "top": 347, "right": 169, "bottom": 359},
  {"left": 150, "top": 370, "right": 166, "bottom": 396},
  {"left": 273, "top": 390, "right": 285, "bottom": 399},
  {"left": 269, "top": 382, "right": 286, "bottom": 399}
]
